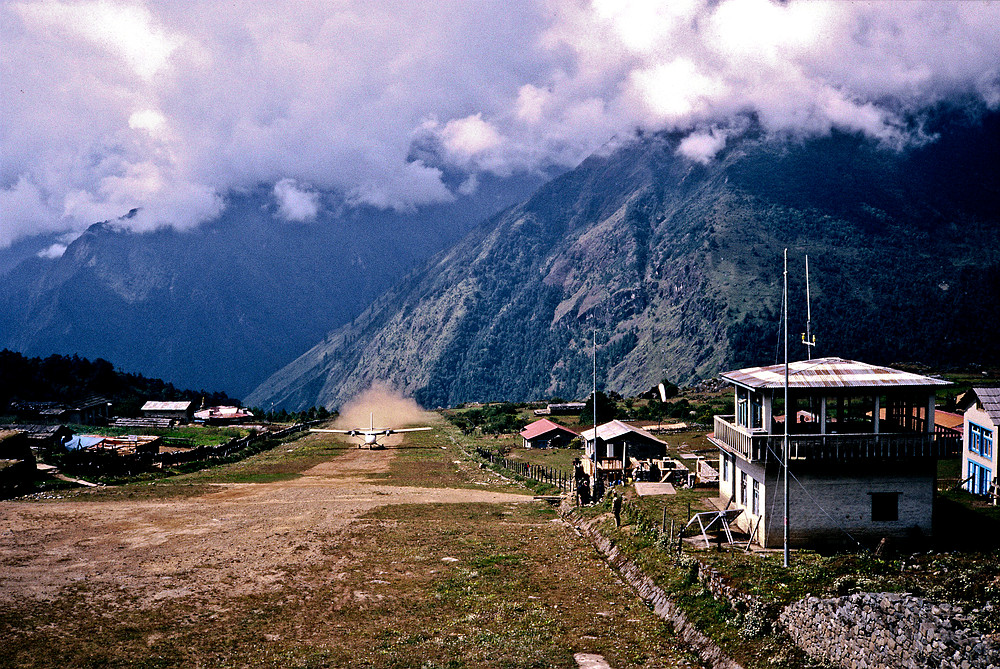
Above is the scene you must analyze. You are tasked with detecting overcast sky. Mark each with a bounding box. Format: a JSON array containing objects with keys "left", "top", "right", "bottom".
[{"left": 2, "top": 0, "right": 999, "bottom": 253}]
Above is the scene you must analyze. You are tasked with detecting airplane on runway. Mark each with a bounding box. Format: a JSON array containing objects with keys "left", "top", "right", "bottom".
[{"left": 311, "top": 412, "right": 432, "bottom": 449}]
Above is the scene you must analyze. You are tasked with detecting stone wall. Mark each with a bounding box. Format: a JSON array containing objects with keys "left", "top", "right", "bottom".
[
  {"left": 780, "top": 592, "right": 1000, "bottom": 669},
  {"left": 565, "top": 511, "right": 745, "bottom": 669}
]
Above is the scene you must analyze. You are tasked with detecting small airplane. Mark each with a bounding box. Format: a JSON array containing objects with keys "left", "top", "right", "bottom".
[{"left": 311, "top": 412, "right": 432, "bottom": 449}]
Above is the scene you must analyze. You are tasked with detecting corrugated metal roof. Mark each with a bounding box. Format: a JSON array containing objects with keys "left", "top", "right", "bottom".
[
  {"left": 967, "top": 387, "right": 1000, "bottom": 424},
  {"left": 932, "top": 410, "right": 965, "bottom": 431},
  {"left": 519, "top": 418, "right": 578, "bottom": 440},
  {"left": 142, "top": 401, "right": 192, "bottom": 412},
  {"left": 581, "top": 420, "right": 666, "bottom": 444},
  {"left": 720, "top": 357, "right": 950, "bottom": 390}
]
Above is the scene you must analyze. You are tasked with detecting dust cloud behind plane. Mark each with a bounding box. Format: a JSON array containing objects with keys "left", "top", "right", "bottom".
[{"left": 333, "top": 384, "right": 434, "bottom": 430}]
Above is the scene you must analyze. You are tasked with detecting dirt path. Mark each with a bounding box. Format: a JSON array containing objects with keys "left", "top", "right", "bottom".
[{"left": 0, "top": 444, "right": 533, "bottom": 607}]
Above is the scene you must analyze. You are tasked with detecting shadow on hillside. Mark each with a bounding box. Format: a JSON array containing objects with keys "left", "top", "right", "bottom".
[{"left": 933, "top": 491, "right": 1000, "bottom": 551}]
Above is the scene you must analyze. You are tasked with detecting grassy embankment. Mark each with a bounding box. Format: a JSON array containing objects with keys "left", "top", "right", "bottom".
[{"left": 570, "top": 479, "right": 1000, "bottom": 669}]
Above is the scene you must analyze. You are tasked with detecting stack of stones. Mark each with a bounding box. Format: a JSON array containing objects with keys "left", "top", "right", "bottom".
[{"left": 780, "top": 592, "right": 1000, "bottom": 669}]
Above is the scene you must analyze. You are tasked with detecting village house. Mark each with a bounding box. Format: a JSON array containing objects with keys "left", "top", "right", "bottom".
[
  {"left": 194, "top": 406, "right": 254, "bottom": 425},
  {"left": 11, "top": 396, "right": 111, "bottom": 425},
  {"left": 6, "top": 424, "right": 73, "bottom": 453},
  {"left": 0, "top": 430, "right": 36, "bottom": 495},
  {"left": 140, "top": 400, "right": 194, "bottom": 424},
  {"left": 581, "top": 420, "right": 667, "bottom": 485},
  {"left": 533, "top": 401, "right": 587, "bottom": 416},
  {"left": 519, "top": 418, "right": 578, "bottom": 449},
  {"left": 708, "top": 357, "right": 960, "bottom": 548},
  {"left": 959, "top": 388, "right": 999, "bottom": 498}
]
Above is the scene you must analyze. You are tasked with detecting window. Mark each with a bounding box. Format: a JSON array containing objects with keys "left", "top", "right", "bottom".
[
  {"left": 752, "top": 478, "right": 760, "bottom": 516},
  {"left": 967, "top": 461, "right": 994, "bottom": 496},
  {"left": 969, "top": 423, "right": 994, "bottom": 458},
  {"left": 606, "top": 441, "right": 615, "bottom": 458},
  {"left": 721, "top": 453, "right": 729, "bottom": 481},
  {"left": 740, "top": 472, "right": 748, "bottom": 506},
  {"left": 750, "top": 394, "right": 763, "bottom": 429},
  {"left": 737, "top": 398, "right": 749, "bottom": 427},
  {"left": 871, "top": 492, "right": 899, "bottom": 522}
]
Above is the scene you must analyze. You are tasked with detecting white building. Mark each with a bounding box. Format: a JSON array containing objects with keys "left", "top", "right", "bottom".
[
  {"left": 141, "top": 400, "right": 194, "bottom": 423},
  {"left": 959, "top": 388, "right": 999, "bottom": 497},
  {"left": 708, "top": 358, "right": 959, "bottom": 548}
]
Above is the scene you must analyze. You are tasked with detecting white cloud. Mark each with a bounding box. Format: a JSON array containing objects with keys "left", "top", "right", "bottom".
[
  {"left": 439, "top": 114, "right": 504, "bottom": 162},
  {"left": 273, "top": 178, "right": 320, "bottom": 222},
  {"left": 16, "top": 0, "right": 181, "bottom": 80},
  {"left": 677, "top": 127, "right": 729, "bottom": 164},
  {"left": 628, "top": 58, "right": 728, "bottom": 122},
  {"left": 128, "top": 109, "right": 167, "bottom": 134},
  {"left": 37, "top": 243, "right": 67, "bottom": 259},
  {"left": 2, "top": 0, "right": 999, "bottom": 248},
  {"left": 0, "top": 176, "right": 59, "bottom": 248}
]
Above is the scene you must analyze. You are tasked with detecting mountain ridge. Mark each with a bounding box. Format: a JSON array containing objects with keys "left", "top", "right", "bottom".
[
  {"left": 247, "top": 110, "right": 1000, "bottom": 411},
  {"left": 0, "top": 174, "right": 547, "bottom": 396}
]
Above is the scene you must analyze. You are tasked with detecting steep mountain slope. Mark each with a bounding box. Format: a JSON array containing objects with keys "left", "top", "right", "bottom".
[
  {"left": 0, "top": 175, "right": 545, "bottom": 397},
  {"left": 250, "top": 111, "right": 1000, "bottom": 411}
]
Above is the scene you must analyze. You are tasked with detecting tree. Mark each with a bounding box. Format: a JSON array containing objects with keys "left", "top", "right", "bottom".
[{"left": 579, "top": 391, "right": 617, "bottom": 425}]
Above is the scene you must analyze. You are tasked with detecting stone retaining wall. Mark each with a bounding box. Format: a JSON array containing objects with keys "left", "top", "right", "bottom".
[
  {"left": 565, "top": 511, "right": 744, "bottom": 669},
  {"left": 780, "top": 592, "right": 1000, "bottom": 669}
]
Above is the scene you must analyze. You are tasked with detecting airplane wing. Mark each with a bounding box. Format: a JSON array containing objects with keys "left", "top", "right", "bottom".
[
  {"left": 310, "top": 429, "right": 360, "bottom": 435},
  {"left": 385, "top": 427, "right": 433, "bottom": 434}
]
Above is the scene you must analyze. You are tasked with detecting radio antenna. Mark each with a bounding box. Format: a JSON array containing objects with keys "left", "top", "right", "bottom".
[{"left": 801, "top": 254, "right": 816, "bottom": 359}]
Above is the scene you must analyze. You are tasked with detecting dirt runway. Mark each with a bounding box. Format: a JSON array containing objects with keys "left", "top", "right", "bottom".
[{"left": 0, "top": 443, "right": 534, "bottom": 608}]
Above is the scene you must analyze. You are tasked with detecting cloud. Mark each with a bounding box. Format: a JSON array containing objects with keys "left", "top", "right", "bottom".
[
  {"left": 273, "top": 178, "right": 320, "bottom": 222},
  {"left": 37, "top": 243, "right": 67, "bottom": 259},
  {"left": 0, "top": 176, "right": 55, "bottom": 248},
  {"left": 677, "top": 127, "right": 729, "bottom": 164},
  {"left": 438, "top": 114, "right": 504, "bottom": 164},
  {"left": 2, "top": 0, "right": 999, "bottom": 248},
  {"left": 16, "top": 0, "right": 181, "bottom": 80}
]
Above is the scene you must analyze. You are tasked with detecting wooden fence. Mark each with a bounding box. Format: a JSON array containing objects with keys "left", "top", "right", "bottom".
[
  {"left": 59, "top": 421, "right": 319, "bottom": 476},
  {"left": 155, "top": 421, "right": 318, "bottom": 466},
  {"left": 473, "top": 447, "right": 573, "bottom": 491}
]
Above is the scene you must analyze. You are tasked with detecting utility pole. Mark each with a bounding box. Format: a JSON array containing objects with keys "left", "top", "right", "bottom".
[
  {"left": 783, "top": 248, "right": 790, "bottom": 568},
  {"left": 591, "top": 328, "right": 598, "bottom": 494},
  {"left": 593, "top": 328, "right": 597, "bottom": 433}
]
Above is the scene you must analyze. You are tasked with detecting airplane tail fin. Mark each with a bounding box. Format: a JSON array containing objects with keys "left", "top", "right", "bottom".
[{"left": 370, "top": 412, "right": 374, "bottom": 431}]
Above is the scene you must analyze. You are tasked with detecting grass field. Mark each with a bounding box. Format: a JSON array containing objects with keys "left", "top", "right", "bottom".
[{"left": 64, "top": 423, "right": 253, "bottom": 447}]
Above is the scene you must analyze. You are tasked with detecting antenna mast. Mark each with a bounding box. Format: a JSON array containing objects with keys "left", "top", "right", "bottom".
[
  {"left": 801, "top": 255, "right": 816, "bottom": 359},
  {"left": 783, "top": 248, "right": 790, "bottom": 568},
  {"left": 591, "top": 328, "right": 598, "bottom": 493},
  {"left": 593, "top": 328, "right": 597, "bottom": 433}
]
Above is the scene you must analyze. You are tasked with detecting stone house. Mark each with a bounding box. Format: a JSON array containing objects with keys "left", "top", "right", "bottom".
[
  {"left": 708, "top": 357, "right": 960, "bottom": 548},
  {"left": 141, "top": 400, "right": 194, "bottom": 424}
]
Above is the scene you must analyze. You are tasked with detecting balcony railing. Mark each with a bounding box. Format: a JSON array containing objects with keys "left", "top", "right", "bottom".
[{"left": 710, "top": 415, "right": 961, "bottom": 462}]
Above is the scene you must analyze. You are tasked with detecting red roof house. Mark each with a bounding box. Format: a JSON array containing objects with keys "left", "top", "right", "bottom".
[{"left": 519, "top": 419, "right": 579, "bottom": 449}]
